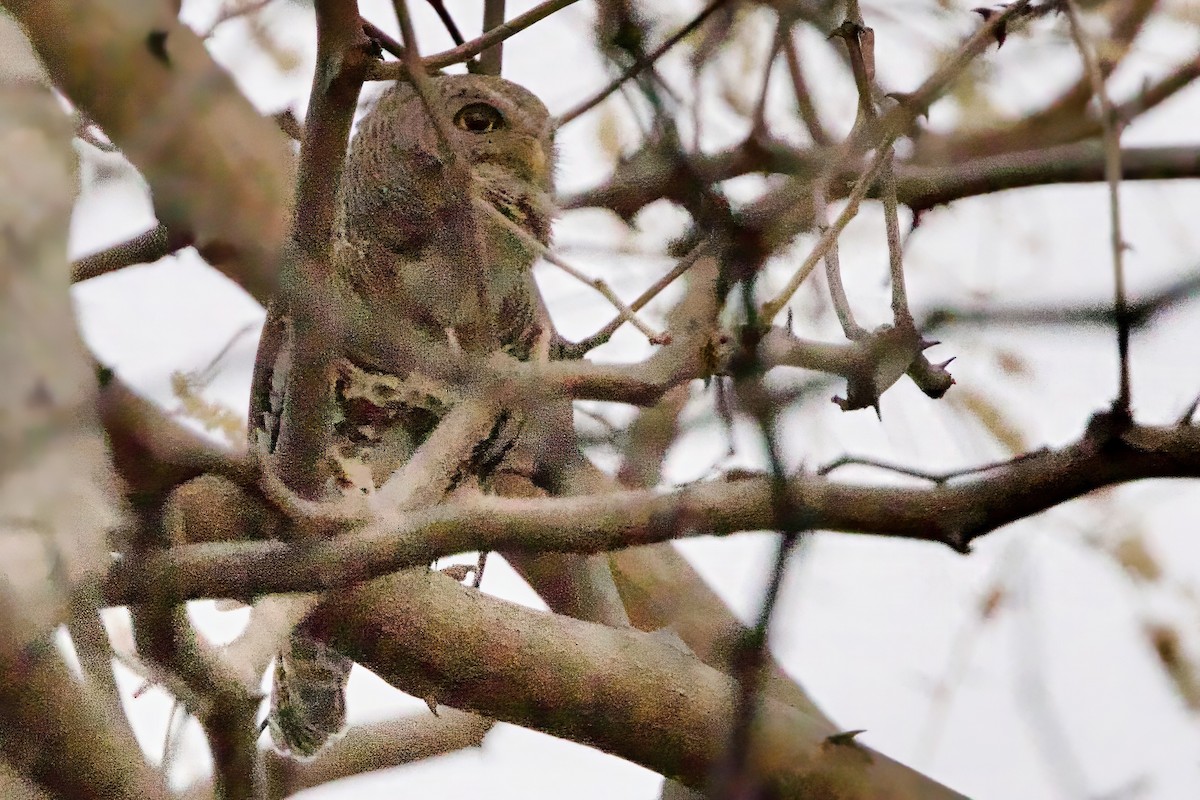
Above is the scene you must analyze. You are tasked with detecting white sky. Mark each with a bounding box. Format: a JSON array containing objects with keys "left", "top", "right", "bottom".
[{"left": 66, "top": 1, "right": 1200, "bottom": 797}]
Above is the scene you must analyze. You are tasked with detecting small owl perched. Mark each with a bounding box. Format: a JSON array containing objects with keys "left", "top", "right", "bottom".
[{"left": 250, "top": 74, "right": 556, "bottom": 757}]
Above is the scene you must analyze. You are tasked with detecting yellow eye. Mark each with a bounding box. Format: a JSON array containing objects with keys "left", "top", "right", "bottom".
[{"left": 453, "top": 103, "right": 504, "bottom": 134}]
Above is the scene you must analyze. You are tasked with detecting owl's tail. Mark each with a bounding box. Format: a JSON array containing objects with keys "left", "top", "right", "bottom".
[{"left": 268, "top": 633, "right": 353, "bottom": 759}]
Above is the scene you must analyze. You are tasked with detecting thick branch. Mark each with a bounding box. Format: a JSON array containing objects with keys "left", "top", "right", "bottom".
[
  {"left": 273, "top": 0, "right": 371, "bottom": 500},
  {"left": 0, "top": 590, "right": 169, "bottom": 800},
  {"left": 4, "top": 0, "right": 295, "bottom": 302},
  {"left": 305, "top": 569, "right": 964, "bottom": 798}
]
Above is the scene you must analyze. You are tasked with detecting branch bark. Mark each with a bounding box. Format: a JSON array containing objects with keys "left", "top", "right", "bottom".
[
  {"left": 306, "top": 568, "right": 965, "bottom": 798},
  {"left": 3, "top": 0, "right": 295, "bottom": 302},
  {"left": 105, "top": 413, "right": 1200, "bottom": 604}
]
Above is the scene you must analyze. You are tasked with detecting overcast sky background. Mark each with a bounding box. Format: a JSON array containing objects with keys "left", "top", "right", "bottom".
[{"left": 64, "top": 1, "right": 1200, "bottom": 797}]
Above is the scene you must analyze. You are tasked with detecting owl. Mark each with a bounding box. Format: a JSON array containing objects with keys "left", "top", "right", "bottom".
[{"left": 250, "top": 74, "right": 556, "bottom": 758}]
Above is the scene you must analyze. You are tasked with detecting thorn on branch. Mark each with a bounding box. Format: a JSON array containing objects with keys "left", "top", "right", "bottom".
[
  {"left": 1176, "top": 394, "right": 1200, "bottom": 427},
  {"left": 827, "top": 20, "right": 866, "bottom": 43},
  {"left": 361, "top": 18, "right": 404, "bottom": 60},
  {"left": 1083, "top": 406, "right": 1135, "bottom": 451},
  {"left": 971, "top": 8, "right": 1008, "bottom": 48},
  {"left": 943, "top": 528, "right": 973, "bottom": 555},
  {"left": 832, "top": 323, "right": 935, "bottom": 412},
  {"left": 96, "top": 363, "right": 115, "bottom": 388},
  {"left": 824, "top": 729, "right": 868, "bottom": 747},
  {"left": 885, "top": 91, "right": 929, "bottom": 121}
]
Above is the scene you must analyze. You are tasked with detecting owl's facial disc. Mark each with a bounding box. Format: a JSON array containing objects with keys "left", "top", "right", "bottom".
[{"left": 450, "top": 100, "right": 551, "bottom": 190}]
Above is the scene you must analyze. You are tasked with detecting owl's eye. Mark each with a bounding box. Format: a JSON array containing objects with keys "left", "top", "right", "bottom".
[{"left": 453, "top": 103, "right": 504, "bottom": 134}]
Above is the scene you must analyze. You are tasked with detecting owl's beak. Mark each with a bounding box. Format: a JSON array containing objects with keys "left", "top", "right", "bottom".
[{"left": 519, "top": 138, "right": 551, "bottom": 189}]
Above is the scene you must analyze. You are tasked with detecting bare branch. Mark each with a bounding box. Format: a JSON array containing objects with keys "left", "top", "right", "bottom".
[
  {"left": 201, "top": 0, "right": 275, "bottom": 38},
  {"left": 923, "top": 267, "right": 1200, "bottom": 331},
  {"left": 305, "top": 569, "right": 965, "bottom": 798},
  {"left": 782, "top": 28, "right": 830, "bottom": 146},
  {"left": 556, "top": 0, "right": 730, "bottom": 127},
  {"left": 272, "top": 0, "right": 373, "bottom": 500},
  {"left": 368, "top": 0, "right": 583, "bottom": 78},
  {"left": 104, "top": 413, "right": 1200, "bottom": 603},
  {"left": 179, "top": 708, "right": 493, "bottom": 800},
  {"left": 475, "top": 199, "right": 669, "bottom": 345},
  {"left": 71, "top": 224, "right": 189, "bottom": 283},
  {"left": 0, "top": 590, "right": 170, "bottom": 800},
  {"left": 264, "top": 710, "right": 492, "bottom": 798},
  {"left": 1065, "top": 0, "right": 1130, "bottom": 414},
  {"left": 6, "top": 0, "right": 295, "bottom": 302},
  {"left": 477, "top": 0, "right": 505, "bottom": 75},
  {"left": 760, "top": 147, "right": 892, "bottom": 322},
  {"left": 566, "top": 243, "right": 706, "bottom": 356}
]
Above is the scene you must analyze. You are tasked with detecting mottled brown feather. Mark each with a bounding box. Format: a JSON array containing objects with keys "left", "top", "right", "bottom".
[{"left": 252, "top": 74, "right": 555, "bottom": 758}]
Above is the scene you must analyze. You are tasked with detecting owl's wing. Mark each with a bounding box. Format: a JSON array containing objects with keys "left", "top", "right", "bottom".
[{"left": 247, "top": 300, "right": 290, "bottom": 455}]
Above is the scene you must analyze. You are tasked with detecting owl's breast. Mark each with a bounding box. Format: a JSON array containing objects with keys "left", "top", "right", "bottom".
[{"left": 329, "top": 362, "right": 455, "bottom": 494}]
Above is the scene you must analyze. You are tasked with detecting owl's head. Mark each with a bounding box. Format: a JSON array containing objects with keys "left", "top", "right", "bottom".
[
  {"left": 436, "top": 74, "right": 554, "bottom": 194},
  {"left": 345, "top": 74, "right": 556, "bottom": 248}
]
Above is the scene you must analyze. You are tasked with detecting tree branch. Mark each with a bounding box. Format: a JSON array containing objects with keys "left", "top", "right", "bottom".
[
  {"left": 0, "top": 590, "right": 170, "bottom": 800},
  {"left": 4, "top": 0, "right": 295, "bottom": 302},
  {"left": 272, "top": 0, "right": 371, "bottom": 500},
  {"left": 555, "top": 0, "right": 730, "bottom": 127},
  {"left": 70, "top": 223, "right": 192, "bottom": 283},
  {"left": 476, "top": 0, "right": 505, "bottom": 75},
  {"left": 367, "top": 0, "right": 582, "bottom": 79},
  {"left": 305, "top": 569, "right": 965, "bottom": 798},
  {"left": 105, "top": 412, "right": 1200, "bottom": 603}
]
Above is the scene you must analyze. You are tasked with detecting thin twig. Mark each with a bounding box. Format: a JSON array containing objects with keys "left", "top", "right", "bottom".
[
  {"left": 556, "top": 0, "right": 729, "bottom": 127},
  {"left": 759, "top": 145, "right": 894, "bottom": 322},
  {"left": 916, "top": 541, "right": 1023, "bottom": 763},
  {"left": 368, "top": 0, "right": 581, "bottom": 79},
  {"left": 714, "top": 321, "right": 815, "bottom": 797},
  {"left": 782, "top": 28, "right": 830, "bottom": 146},
  {"left": 393, "top": 0, "right": 501, "bottom": 347},
  {"left": 869, "top": 0, "right": 1033, "bottom": 146},
  {"left": 392, "top": 0, "right": 458, "bottom": 163},
  {"left": 567, "top": 243, "right": 707, "bottom": 356},
  {"left": 835, "top": 3, "right": 910, "bottom": 326},
  {"left": 1178, "top": 393, "right": 1200, "bottom": 426},
  {"left": 817, "top": 448, "right": 1050, "bottom": 483},
  {"left": 425, "top": 0, "right": 465, "bottom": 46},
  {"left": 361, "top": 18, "right": 404, "bottom": 59},
  {"left": 471, "top": 550, "right": 489, "bottom": 589},
  {"left": 1065, "top": 0, "right": 1130, "bottom": 413},
  {"left": 71, "top": 223, "right": 186, "bottom": 283},
  {"left": 923, "top": 269, "right": 1200, "bottom": 331},
  {"left": 750, "top": 18, "right": 787, "bottom": 138},
  {"left": 473, "top": 198, "right": 670, "bottom": 345},
  {"left": 814, "top": 183, "right": 864, "bottom": 339},
  {"left": 201, "top": 0, "right": 274, "bottom": 39},
  {"left": 880, "top": 147, "right": 909, "bottom": 323},
  {"left": 477, "top": 0, "right": 506, "bottom": 75},
  {"left": 835, "top": 0, "right": 875, "bottom": 134}
]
